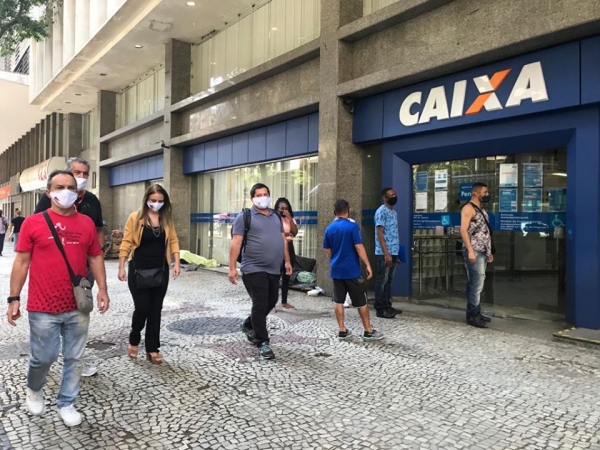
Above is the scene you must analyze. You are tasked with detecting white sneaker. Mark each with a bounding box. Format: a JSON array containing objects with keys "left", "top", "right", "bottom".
[
  {"left": 81, "top": 364, "right": 98, "bottom": 377},
  {"left": 58, "top": 405, "right": 83, "bottom": 427},
  {"left": 343, "top": 294, "right": 352, "bottom": 308},
  {"left": 25, "top": 388, "right": 45, "bottom": 416}
]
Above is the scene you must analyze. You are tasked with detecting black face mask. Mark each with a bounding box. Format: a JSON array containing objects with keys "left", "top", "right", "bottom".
[
  {"left": 482, "top": 194, "right": 491, "bottom": 203},
  {"left": 387, "top": 196, "right": 398, "bottom": 206}
]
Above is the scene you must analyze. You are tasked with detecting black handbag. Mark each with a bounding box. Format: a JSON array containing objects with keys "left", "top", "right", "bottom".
[{"left": 135, "top": 265, "right": 167, "bottom": 289}]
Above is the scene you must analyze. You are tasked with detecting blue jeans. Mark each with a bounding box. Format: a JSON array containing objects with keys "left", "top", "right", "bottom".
[
  {"left": 375, "top": 255, "right": 398, "bottom": 312},
  {"left": 27, "top": 310, "right": 90, "bottom": 408},
  {"left": 462, "top": 249, "right": 488, "bottom": 318}
]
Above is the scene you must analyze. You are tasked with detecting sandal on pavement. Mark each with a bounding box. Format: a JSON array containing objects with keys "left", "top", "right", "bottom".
[{"left": 127, "top": 345, "right": 138, "bottom": 359}]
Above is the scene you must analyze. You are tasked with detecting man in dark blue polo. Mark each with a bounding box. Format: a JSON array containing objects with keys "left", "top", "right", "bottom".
[{"left": 229, "top": 183, "right": 292, "bottom": 360}]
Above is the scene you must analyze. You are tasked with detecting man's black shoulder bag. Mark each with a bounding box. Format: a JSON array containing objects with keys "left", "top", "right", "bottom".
[{"left": 43, "top": 211, "right": 94, "bottom": 314}]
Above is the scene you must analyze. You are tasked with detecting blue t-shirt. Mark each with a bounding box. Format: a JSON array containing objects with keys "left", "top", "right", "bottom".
[
  {"left": 323, "top": 218, "right": 363, "bottom": 280},
  {"left": 374, "top": 204, "right": 399, "bottom": 256}
]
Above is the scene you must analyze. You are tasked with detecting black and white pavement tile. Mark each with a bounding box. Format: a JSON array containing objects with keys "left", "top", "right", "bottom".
[{"left": 0, "top": 248, "right": 599, "bottom": 450}]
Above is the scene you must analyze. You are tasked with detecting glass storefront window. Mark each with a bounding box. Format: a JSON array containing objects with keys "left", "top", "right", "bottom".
[
  {"left": 191, "top": 156, "right": 318, "bottom": 266},
  {"left": 412, "top": 149, "right": 567, "bottom": 318}
]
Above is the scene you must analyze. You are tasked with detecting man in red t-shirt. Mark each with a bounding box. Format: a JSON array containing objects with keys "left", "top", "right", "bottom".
[{"left": 6, "top": 170, "right": 110, "bottom": 428}]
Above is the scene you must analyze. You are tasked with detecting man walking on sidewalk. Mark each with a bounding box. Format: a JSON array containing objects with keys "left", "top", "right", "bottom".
[
  {"left": 229, "top": 183, "right": 292, "bottom": 360},
  {"left": 460, "top": 182, "right": 494, "bottom": 328},
  {"left": 324, "top": 200, "right": 383, "bottom": 342},
  {"left": 7, "top": 170, "right": 110, "bottom": 427},
  {"left": 374, "top": 187, "right": 402, "bottom": 319}
]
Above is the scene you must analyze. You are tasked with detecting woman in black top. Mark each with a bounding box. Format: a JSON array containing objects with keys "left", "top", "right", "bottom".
[{"left": 118, "top": 185, "right": 181, "bottom": 364}]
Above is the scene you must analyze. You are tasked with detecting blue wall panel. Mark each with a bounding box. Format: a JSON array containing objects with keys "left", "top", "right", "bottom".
[
  {"left": 183, "top": 113, "right": 319, "bottom": 175},
  {"left": 204, "top": 141, "right": 218, "bottom": 170},
  {"left": 232, "top": 132, "right": 249, "bottom": 166},
  {"left": 248, "top": 128, "right": 267, "bottom": 163},
  {"left": 217, "top": 137, "right": 233, "bottom": 168},
  {"left": 581, "top": 36, "right": 600, "bottom": 105},
  {"left": 286, "top": 116, "right": 309, "bottom": 157},
  {"left": 109, "top": 154, "right": 165, "bottom": 187},
  {"left": 266, "top": 122, "right": 287, "bottom": 161}
]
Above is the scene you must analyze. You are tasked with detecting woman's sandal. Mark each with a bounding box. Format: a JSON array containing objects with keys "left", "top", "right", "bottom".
[
  {"left": 127, "top": 345, "right": 138, "bottom": 359},
  {"left": 146, "top": 352, "right": 164, "bottom": 364},
  {"left": 282, "top": 303, "right": 296, "bottom": 310}
]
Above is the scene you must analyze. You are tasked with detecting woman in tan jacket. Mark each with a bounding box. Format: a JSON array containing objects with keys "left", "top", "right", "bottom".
[{"left": 118, "top": 184, "right": 181, "bottom": 364}]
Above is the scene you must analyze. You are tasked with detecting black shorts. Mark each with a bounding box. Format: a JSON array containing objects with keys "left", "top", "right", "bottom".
[{"left": 332, "top": 278, "right": 367, "bottom": 308}]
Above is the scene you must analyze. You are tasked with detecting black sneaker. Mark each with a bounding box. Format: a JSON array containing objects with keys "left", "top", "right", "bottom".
[
  {"left": 363, "top": 329, "right": 384, "bottom": 342},
  {"left": 338, "top": 329, "right": 351, "bottom": 340},
  {"left": 258, "top": 343, "right": 275, "bottom": 360},
  {"left": 467, "top": 315, "right": 488, "bottom": 328},
  {"left": 240, "top": 323, "right": 254, "bottom": 342},
  {"left": 376, "top": 309, "right": 396, "bottom": 319},
  {"left": 390, "top": 307, "right": 403, "bottom": 315},
  {"left": 479, "top": 313, "right": 492, "bottom": 323}
]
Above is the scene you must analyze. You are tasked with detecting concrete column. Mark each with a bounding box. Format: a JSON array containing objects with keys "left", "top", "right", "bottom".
[
  {"left": 89, "top": 0, "right": 108, "bottom": 36},
  {"left": 43, "top": 37, "right": 53, "bottom": 85},
  {"left": 52, "top": 2, "right": 63, "bottom": 75},
  {"left": 163, "top": 39, "right": 192, "bottom": 249},
  {"left": 97, "top": 91, "right": 116, "bottom": 228},
  {"left": 63, "top": 0, "right": 76, "bottom": 63},
  {"left": 75, "top": 0, "right": 90, "bottom": 53},
  {"left": 65, "top": 114, "right": 83, "bottom": 158},
  {"left": 316, "top": 0, "right": 365, "bottom": 293}
]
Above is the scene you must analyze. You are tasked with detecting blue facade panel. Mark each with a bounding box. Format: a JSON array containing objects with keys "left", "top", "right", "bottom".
[
  {"left": 109, "top": 154, "right": 165, "bottom": 187},
  {"left": 217, "top": 137, "right": 233, "bottom": 168},
  {"left": 266, "top": 122, "right": 287, "bottom": 161},
  {"left": 286, "top": 116, "right": 309, "bottom": 157},
  {"left": 183, "top": 114, "right": 319, "bottom": 175},
  {"left": 581, "top": 36, "right": 600, "bottom": 105},
  {"left": 232, "top": 132, "right": 249, "bottom": 166}
]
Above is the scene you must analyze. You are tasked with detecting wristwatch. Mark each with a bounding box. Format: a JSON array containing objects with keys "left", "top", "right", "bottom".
[{"left": 7, "top": 296, "right": 20, "bottom": 303}]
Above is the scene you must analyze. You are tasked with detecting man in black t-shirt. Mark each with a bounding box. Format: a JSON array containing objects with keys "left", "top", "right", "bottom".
[
  {"left": 10, "top": 210, "right": 25, "bottom": 247},
  {"left": 34, "top": 156, "right": 105, "bottom": 377}
]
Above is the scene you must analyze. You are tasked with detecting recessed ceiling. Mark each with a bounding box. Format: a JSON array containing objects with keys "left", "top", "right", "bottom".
[{"left": 34, "top": 0, "right": 271, "bottom": 115}]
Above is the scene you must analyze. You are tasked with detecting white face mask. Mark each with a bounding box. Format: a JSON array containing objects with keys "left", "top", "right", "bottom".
[
  {"left": 50, "top": 190, "right": 78, "bottom": 209},
  {"left": 147, "top": 201, "right": 164, "bottom": 212},
  {"left": 75, "top": 177, "right": 88, "bottom": 192},
  {"left": 252, "top": 196, "right": 271, "bottom": 210}
]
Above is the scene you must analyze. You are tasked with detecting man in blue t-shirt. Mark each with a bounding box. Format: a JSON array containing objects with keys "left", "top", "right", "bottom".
[
  {"left": 374, "top": 187, "right": 402, "bottom": 319},
  {"left": 323, "top": 200, "right": 383, "bottom": 342}
]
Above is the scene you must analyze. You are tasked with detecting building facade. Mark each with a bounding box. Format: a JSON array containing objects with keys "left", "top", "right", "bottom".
[{"left": 2, "top": 0, "right": 600, "bottom": 328}]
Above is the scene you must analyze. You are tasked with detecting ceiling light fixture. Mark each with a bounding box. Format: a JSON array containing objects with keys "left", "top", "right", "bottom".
[
  {"left": 187, "top": 1, "right": 196, "bottom": 5},
  {"left": 134, "top": 44, "right": 143, "bottom": 48},
  {"left": 75, "top": 93, "right": 82, "bottom": 96},
  {"left": 100, "top": 73, "right": 107, "bottom": 76},
  {"left": 271, "top": 27, "right": 278, "bottom": 31},
  {"left": 65, "top": 101, "right": 71, "bottom": 104}
]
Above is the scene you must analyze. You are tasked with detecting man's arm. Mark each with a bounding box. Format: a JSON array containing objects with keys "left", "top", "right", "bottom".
[
  {"left": 355, "top": 243, "right": 373, "bottom": 279},
  {"left": 324, "top": 248, "right": 331, "bottom": 260},
  {"left": 460, "top": 204, "right": 476, "bottom": 263},
  {"left": 96, "top": 227, "right": 105, "bottom": 248},
  {"left": 7, "top": 252, "right": 31, "bottom": 326},
  {"left": 228, "top": 235, "right": 243, "bottom": 284},
  {"left": 89, "top": 254, "right": 109, "bottom": 313}
]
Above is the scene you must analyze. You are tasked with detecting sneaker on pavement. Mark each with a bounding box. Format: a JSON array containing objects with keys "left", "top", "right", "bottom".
[
  {"left": 25, "top": 388, "right": 44, "bottom": 416},
  {"left": 338, "top": 329, "right": 351, "bottom": 340},
  {"left": 479, "top": 313, "right": 492, "bottom": 323},
  {"left": 81, "top": 364, "right": 98, "bottom": 377},
  {"left": 258, "top": 342, "right": 275, "bottom": 360},
  {"left": 58, "top": 404, "right": 83, "bottom": 427},
  {"left": 376, "top": 309, "right": 396, "bottom": 319},
  {"left": 363, "top": 329, "right": 384, "bottom": 342},
  {"left": 240, "top": 323, "right": 254, "bottom": 342},
  {"left": 343, "top": 294, "right": 352, "bottom": 308},
  {"left": 390, "top": 307, "right": 403, "bottom": 315}
]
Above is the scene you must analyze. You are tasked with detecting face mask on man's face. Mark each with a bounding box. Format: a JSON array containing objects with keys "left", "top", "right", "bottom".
[
  {"left": 387, "top": 196, "right": 398, "bottom": 206},
  {"left": 75, "top": 177, "right": 88, "bottom": 191},
  {"left": 252, "top": 196, "right": 271, "bottom": 210},
  {"left": 481, "top": 193, "right": 491, "bottom": 203},
  {"left": 50, "top": 189, "right": 78, "bottom": 209}
]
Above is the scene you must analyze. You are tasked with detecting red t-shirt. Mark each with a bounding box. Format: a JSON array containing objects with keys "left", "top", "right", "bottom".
[{"left": 16, "top": 210, "right": 102, "bottom": 314}]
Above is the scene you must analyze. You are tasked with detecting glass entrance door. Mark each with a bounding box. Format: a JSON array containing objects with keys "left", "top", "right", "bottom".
[{"left": 411, "top": 149, "right": 567, "bottom": 319}]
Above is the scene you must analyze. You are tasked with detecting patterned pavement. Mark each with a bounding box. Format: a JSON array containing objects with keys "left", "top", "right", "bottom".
[{"left": 0, "top": 243, "right": 599, "bottom": 450}]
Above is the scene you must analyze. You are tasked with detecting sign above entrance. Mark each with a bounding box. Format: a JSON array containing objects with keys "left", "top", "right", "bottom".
[{"left": 353, "top": 42, "right": 581, "bottom": 143}]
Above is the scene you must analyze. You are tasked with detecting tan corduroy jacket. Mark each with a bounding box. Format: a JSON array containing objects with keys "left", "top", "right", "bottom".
[{"left": 119, "top": 212, "right": 180, "bottom": 265}]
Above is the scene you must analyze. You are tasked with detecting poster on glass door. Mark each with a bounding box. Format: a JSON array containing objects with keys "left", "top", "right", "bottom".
[
  {"left": 522, "top": 163, "right": 543, "bottom": 188},
  {"left": 499, "top": 163, "right": 519, "bottom": 188},
  {"left": 434, "top": 170, "right": 448, "bottom": 191}
]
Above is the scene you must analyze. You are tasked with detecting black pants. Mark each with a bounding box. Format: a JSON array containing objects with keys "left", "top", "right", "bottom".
[
  {"left": 128, "top": 262, "right": 169, "bottom": 353},
  {"left": 0, "top": 233, "right": 5, "bottom": 254},
  {"left": 242, "top": 272, "right": 281, "bottom": 346},
  {"left": 280, "top": 241, "right": 296, "bottom": 304}
]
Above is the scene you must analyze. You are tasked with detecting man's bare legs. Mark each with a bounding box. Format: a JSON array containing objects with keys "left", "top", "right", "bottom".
[
  {"left": 334, "top": 304, "right": 347, "bottom": 331},
  {"left": 335, "top": 303, "right": 374, "bottom": 333}
]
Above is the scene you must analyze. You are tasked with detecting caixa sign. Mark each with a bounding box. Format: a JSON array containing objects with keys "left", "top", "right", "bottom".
[
  {"left": 352, "top": 42, "right": 581, "bottom": 143},
  {"left": 400, "top": 62, "right": 548, "bottom": 127}
]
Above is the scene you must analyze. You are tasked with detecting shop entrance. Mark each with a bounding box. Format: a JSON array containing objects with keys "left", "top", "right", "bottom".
[{"left": 411, "top": 150, "right": 567, "bottom": 319}]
